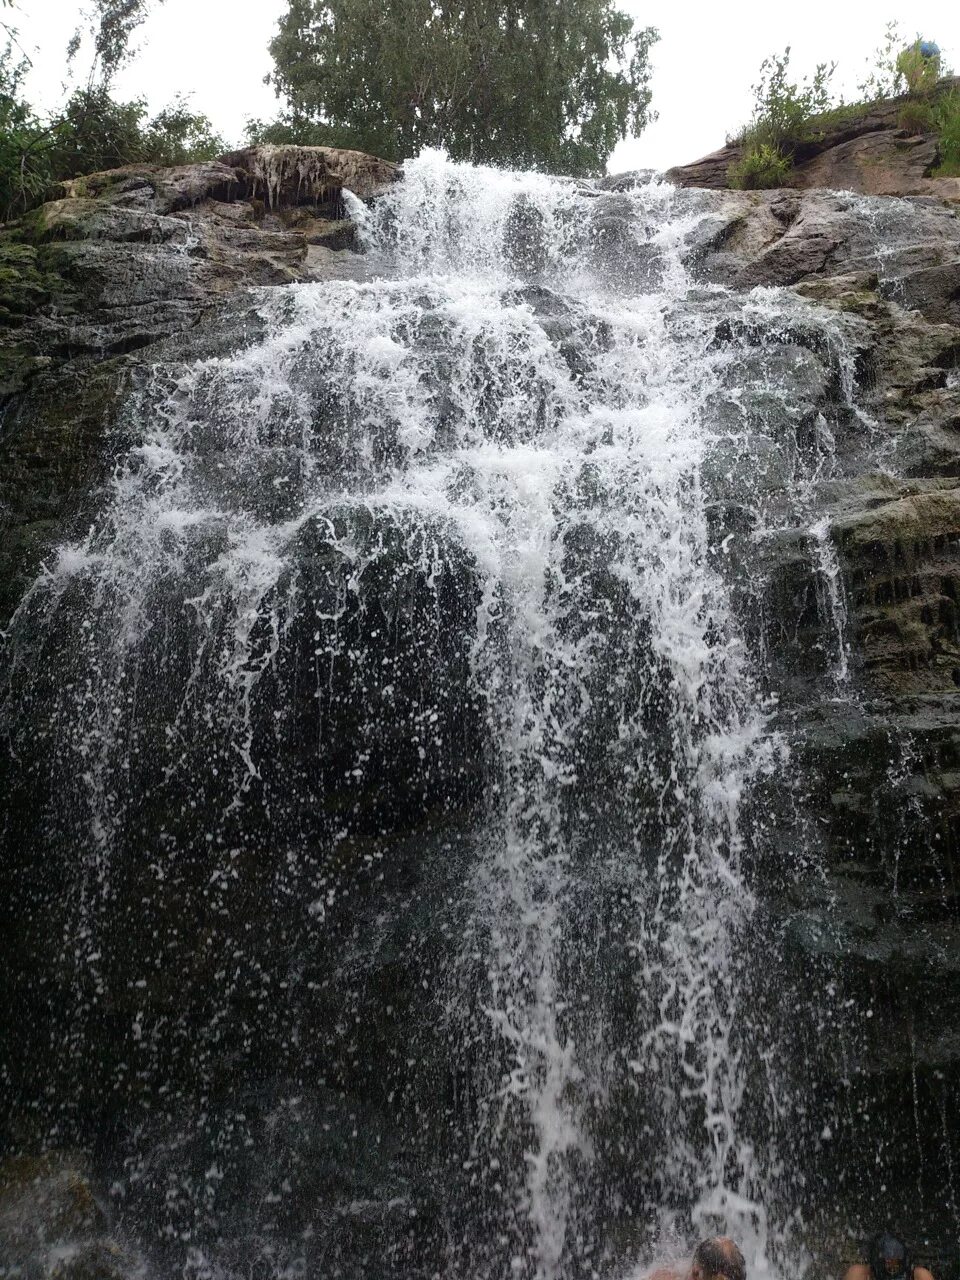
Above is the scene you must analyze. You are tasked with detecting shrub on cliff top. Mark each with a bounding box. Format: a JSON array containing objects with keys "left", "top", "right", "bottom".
[
  {"left": 934, "top": 91, "right": 960, "bottom": 176},
  {"left": 45, "top": 88, "right": 224, "bottom": 179},
  {"left": 0, "top": 0, "right": 225, "bottom": 222},
  {"left": 896, "top": 41, "right": 942, "bottom": 94},
  {"left": 857, "top": 22, "right": 949, "bottom": 100},
  {"left": 728, "top": 47, "right": 835, "bottom": 191},
  {"left": 0, "top": 64, "right": 225, "bottom": 220},
  {"left": 0, "top": 48, "right": 49, "bottom": 220},
  {"left": 738, "top": 47, "right": 836, "bottom": 155},
  {"left": 729, "top": 143, "right": 792, "bottom": 191},
  {"left": 265, "top": 0, "right": 658, "bottom": 177}
]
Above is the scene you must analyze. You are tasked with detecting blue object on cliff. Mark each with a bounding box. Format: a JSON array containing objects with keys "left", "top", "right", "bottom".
[{"left": 919, "top": 40, "right": 941, "bottom": 59}]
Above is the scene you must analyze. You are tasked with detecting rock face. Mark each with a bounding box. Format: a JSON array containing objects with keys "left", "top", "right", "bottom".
[
  {"left": 672, "top": 180, "right": 960, "bottom": 1256},
  {"left": 0, "top": 1154, "right": 142, "bottom": 1278},
  {"left": 667, "top": 77, "right": 960, "bottom": 203},
  {"left": 0, "top": 145, "right": 399, "bottom": 623},
  {"left": 2, "top": 146, "right": 960, "bottom": 1275}
]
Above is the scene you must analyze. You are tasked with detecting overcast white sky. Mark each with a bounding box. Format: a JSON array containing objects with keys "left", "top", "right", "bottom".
[{"left": 11, "top": 0, "right": 960, "bottom": 173}]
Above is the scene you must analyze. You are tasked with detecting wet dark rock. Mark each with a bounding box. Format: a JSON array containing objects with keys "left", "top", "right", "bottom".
[
  {"left": 0, "top": 1154, "right": 141, "bottom": 1279},
  {"left": 631, "top": 167, "right": 960, "bottom": 1173},
  {"left": 0, "top": 148, "right": 392, "bottom": 627},
  {"left": 3, "top": 140, "right": 960, "bottom": 1274}
]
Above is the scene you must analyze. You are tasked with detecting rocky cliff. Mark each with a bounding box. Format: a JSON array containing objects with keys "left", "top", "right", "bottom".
[
  {"left": 667, "top": 77, "right": 960, "bottom": 204},
  {"left": 0, "top": 145, "right": 397, "bottom": 623},
  {"left": 1, "top": 143, "right": 960, "bottom": 1277}
]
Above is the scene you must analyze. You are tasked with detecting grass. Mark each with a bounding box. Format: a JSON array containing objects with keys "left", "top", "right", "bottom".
[
  {"left": 729, "top": 143, "right": 793, "bottom": 190},
  {"left": 933, "top": 90, "right": 960, "bottom": 176},
  {"left": 897, "top": 100, "right": 936, "bottom": 134},
  {"left": 729, "top": 79, "right": 960, "bottom": 187}
]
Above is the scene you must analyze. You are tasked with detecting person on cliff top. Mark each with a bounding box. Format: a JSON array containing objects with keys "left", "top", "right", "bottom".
[
  {"left": 649, "top": 1236, "right": 746, "bottom": 1280},
  {"left": 843, "top": 1232, "right": 935, "bottom": 1280}
]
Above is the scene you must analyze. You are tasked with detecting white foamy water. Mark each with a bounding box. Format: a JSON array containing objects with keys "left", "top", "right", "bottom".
[{"left": 2, "top": 152, "right": 880, "bottom": 1280}]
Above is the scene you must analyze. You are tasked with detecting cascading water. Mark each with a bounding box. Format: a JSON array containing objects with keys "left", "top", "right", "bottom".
[{"left": 1, "top": 154, "right": 880, "bottom": 1279}]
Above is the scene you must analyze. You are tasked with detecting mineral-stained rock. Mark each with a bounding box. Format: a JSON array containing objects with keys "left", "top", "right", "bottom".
[{"left": 221, "top": 144, "right": 400, "bottom": 205}]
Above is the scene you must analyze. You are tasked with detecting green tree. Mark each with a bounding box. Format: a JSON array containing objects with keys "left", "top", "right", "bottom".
[
  {"left": 264, "top": 0, "right": 658, "bottom": 176},
  {"left": 0, "top": 0, "right": 225, "bottom": 222}
]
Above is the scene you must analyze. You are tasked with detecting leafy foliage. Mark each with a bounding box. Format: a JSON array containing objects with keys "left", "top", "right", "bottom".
[
  {"left": 46, "top": 89, "right": 224, "bottom": 179},
  {"left": 0, "top": 46, "right": 225, "bottom": 221},
  {"left": 728, "top": 142, "right": 792, "bottom": 191},
  {"left": 896, "top": 41, "right": 941, "bottom": 95},
  {"left": 72, "top": 0, "right": 158, "bottom": 85},
  {"left": 857, "top": 21, "right": 907, "bottom": 101},
  {"left": 0, "top": 0, "right": 229, "bottom": 221},
  {"left": 0, "top": 48, "right": 50, "bottom": 219},
  {"left": 740, "top": 47, "right": 836, "bottom": 153},
  {"left": 934, "top": 90, "right": 960, "bottom": 176},
  {"left": 729, "top": 47, "right": 836, "bottom": 191},
  {"left": 266, "top": 0, "right": 658, "bottom": 176},
  {"left": 244, "top": 114, "right": 363, "bottom": 153},
  {"left": 858, "top": 23, "right": 950, "bottom": 101},
  {"left": 726, "top": 25, "right": 954, "bottom": 193}
]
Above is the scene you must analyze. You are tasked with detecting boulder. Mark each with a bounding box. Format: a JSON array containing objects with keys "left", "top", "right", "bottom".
[{"left": 221, "top": 144, "right": 400, "bottom": 205}]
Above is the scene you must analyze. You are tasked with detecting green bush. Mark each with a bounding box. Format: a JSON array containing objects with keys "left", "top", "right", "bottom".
[
  {"left": 897, "top": 100, "right": 936, "bottom": 135},
  {"left": 728, "top": 47, "right": 836, "bottom": 190},
  {"left": 244, "top": 114, "right": 361, "bottom": 153},
  {"left": 0, "top": 49, "right": 51, "bottom": 222},
  {"left": 0, "top": 45, "right": 226, "bottom": 222},
  {"left": 142, "top": 99, "right": 226, "bottom": 166},
  {"left": 740, "top": 47, "right": 836, "bottom": 154},
  {"left": 934, "top": 90, "right": 960, "bottom": 176},
  {"left": 896, "top": 42, "right": 941, "bottom": 94},
  {"left": 858, "top": 21, "right": 906, "bottom": 100},
  {"left": 729, "top": 142, "right": 793, "bottom": 190},
  {"left": 46, "top": 88, "right": 224, "bottom": 179}
]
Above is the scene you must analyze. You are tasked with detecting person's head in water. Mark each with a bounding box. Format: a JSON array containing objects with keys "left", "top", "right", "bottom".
[
  {"left": 691, "top": 1237, "right": 746, "bottom": 1280},
  {"left": 867, "top": 1233, "right": 910, "bottom": 1280}
]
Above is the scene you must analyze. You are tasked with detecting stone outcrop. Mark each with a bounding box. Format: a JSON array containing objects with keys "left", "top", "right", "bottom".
[
  {"left": 2, "top": 142, "right": 960, "bottom": 1274},
  {"left": 220, "top": 143, "right": 400, "bottom": 205},
  {"left": 667, "top": 77, "right": 960, "bottom": 203},
  {"left": 0, "top": 145, "right": 398, "bottom": 622}
]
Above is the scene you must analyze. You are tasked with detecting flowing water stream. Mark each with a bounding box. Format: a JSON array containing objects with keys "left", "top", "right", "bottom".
[{"left": 1, "top": 154, "right": 882, "bottom": 1279}]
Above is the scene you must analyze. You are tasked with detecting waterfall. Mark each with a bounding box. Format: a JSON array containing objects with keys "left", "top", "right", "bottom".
[{"left": 0, "top": 153, "right": 872, "bottom": 1280}]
